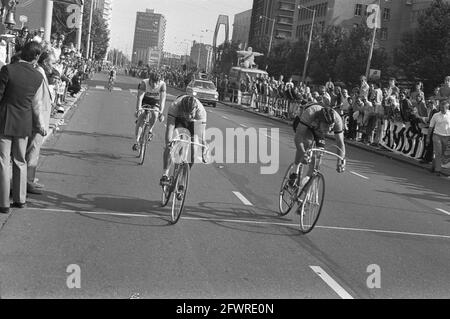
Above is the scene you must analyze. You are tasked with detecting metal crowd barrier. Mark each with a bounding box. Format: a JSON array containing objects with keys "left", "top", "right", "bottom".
[{"left": 224, "top": 89, "right": 303, "bottom": 121}]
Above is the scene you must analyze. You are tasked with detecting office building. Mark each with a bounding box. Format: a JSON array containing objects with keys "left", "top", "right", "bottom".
[
  {"left": 132, "top": 9, "right": 166, "bottom": 64},
  {"left": 249, "top": 0, "right": 449, "bottom": 55},
  {"left": 190, "top": 41, "right": 214, "bottom": 73},
  {"left": 93, "top": 0, "right": 113, "bottom": 30},
  {"left": 161, "top": 52, "right": 183, "bottom": 68},
  {"left": 232, "top": 9, "right": 252, "bottom": 49},
  {"left": 135, "top": 47, "right": 162, "bottom": 67}
]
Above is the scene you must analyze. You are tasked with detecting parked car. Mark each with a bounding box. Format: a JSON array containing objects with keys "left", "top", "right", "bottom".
[{"left": 186, "top": 79, "right": 219, "bottom": 107}]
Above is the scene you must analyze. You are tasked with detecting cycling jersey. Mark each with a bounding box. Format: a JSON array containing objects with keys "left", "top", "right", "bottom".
[
  {"left": 296, "top": 104, "right": 344, "bottom": 135},
  {"left": 139, "top": 79, "right": 166, "bottom": 106},
  {"left": 168, "top": 96, "right": 207, "bottom": 122}
]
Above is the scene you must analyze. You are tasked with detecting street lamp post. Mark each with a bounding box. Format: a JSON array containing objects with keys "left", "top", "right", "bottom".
[
  {"left": 259, "top": 15, "right": 276, "bottom": 57},
  {"left": 298, "top": 5, "right": 316, "bottom": 84}
]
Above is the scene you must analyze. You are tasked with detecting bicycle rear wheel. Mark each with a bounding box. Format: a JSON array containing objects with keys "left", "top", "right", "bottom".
[
  {"left": 138, "top": 125, "right": 149, "bottom": 165},
  {"left": 298, "top": 173, "right": 325, "bottom": 234},
  {"left": 279, "top": 164, "right": 301, "bottom": 216},
  {"left": 171, "top": 163, "right": 190, "bottom": 224}
]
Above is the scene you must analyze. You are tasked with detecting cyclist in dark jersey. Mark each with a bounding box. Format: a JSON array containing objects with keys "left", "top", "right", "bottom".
[{"left": 290, "top": 102, "right": 347, "bottom": 186}]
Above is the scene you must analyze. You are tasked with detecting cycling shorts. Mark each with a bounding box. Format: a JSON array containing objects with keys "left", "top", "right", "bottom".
[{"left": 174, "top": 117, "right": 195, "bottom": 137}]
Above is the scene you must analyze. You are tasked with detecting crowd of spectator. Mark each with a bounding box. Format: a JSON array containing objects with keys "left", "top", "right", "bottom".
[
  {"left": 216, "top": 72, "right": 450, "bottom": 176},
  {"left": 0, "top": 25, "right": 101, "bottom": 214}
]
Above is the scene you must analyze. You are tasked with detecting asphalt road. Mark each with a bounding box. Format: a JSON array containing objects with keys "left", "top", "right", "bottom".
[{"left": 0, "top": 73, "right": 449, "bottom": 299}]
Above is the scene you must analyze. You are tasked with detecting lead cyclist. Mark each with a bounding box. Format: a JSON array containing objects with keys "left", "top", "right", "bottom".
[{"left": 290, "top": 96, "right": 346, "bottom": 187}]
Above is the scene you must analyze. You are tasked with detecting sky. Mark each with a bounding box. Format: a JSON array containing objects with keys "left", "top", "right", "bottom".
[{"left": 109, "top": 0, "right": 253, "bottom": 57}]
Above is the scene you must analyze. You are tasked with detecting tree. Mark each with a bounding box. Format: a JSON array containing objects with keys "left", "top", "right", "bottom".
[
  {"left": 395, "top": 0, "right": 450, "bottom": 91},
  {"left": 334, "top": 25, "right": 389, "bottom": 87},
  {"left": 308, "top": 26, "right": 346, "bottom": 84},
  {"left": 52, "top": 0, "right": 110, "bottom": 60},
  {"left": 215, "top": 41, "right": 239, "bottom": 74}
]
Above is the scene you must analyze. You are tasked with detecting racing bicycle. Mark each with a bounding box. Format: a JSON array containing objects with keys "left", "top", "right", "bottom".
[
  {"left": 161, "top": 133, "right": 209, "bottom": 224},
  {"left": 136, "top": 105, "right": 161, "bottom": 166},
  {"left": 279, "top": 147, "right": 345, "bottom": 234},
  {"left": 107, "top": 77, "right": 115, "bottom": 92}
]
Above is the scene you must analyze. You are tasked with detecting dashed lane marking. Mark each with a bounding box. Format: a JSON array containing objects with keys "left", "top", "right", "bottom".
[
  {"left": 95, "top": 85, "right": 105, "bottom": 90},
  {"left": 350, "top": 171, "right": 370, "bottom": 180},
  {"left": 310, "top": 266, "right": 354, "bottom": 299},
  {"left": 113, "top": 87, "right": 122, "bottom": 91},
  {"left": 436, "top": 208, "right": 450, "bottom": 216},
  {"left": 232, "top": 191, "right": 253, "bottom": 206}
]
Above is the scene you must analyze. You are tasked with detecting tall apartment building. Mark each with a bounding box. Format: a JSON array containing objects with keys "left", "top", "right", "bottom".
[
  {"left": 93, "top": 0, "right": 113, "bottom": 30},
  {"left": 249, "top": 0, "right": 299, "bottom": 47},
  {"left": 132, "top": 9, "right": 166, "bottom": 64},
  {"left": 190, "top": 41, "right": 214, "bottom": 73},
  {"left": 249, "top": 0, "right": 448, "bottom": 55},
  {"left": 232, "top": 9, "right": 253, "bottom": 48}
]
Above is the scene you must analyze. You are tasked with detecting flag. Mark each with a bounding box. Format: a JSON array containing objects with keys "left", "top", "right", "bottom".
[{"left": 366, "top": 1, "right": 381, "bottom": 29}]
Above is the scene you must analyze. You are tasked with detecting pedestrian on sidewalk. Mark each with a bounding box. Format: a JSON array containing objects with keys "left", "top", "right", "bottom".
[
  {"left": 25, "top": 52, "right": 54, "bottom": 195},
  {"left": 428, "top": 101, "right": 450, "bottom": 176},
  {"left": 438, "top": 76, "right": 450, "bottom": 103},
  {"left": 0, "top": 42, "right": 48, "bottom": 214}
]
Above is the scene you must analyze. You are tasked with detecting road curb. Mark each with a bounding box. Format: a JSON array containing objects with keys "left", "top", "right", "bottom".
[{"left": 43, "top": 86, "right": 88, "bottom": 145}]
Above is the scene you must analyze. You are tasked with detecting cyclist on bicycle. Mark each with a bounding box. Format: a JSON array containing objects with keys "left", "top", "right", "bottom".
[
  {"left": 160, "top": 95, "right": 207, "bottom": 186},
  {"left": 133, "top": 72, "right": 167, "bottom": 151},
  {"left": 108, "top": 67, "right": 116, "bottom": 84},
  {"left": 290, "top": 95, "right": 346, "bottom": 187}
]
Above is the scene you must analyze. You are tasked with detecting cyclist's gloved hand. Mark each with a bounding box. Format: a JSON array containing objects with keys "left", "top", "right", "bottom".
[
  {"left": 301, "top": 155, "right": 311, "bottom": 165},
  {"left": 158, "top": 114, "right": 165, "bottom": 122},
  {"left": 337, "top": 159, "right": 346, "bottom": 173}
]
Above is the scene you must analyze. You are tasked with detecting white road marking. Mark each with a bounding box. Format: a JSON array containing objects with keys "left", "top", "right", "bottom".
[
  {"left": 436, "top": 208, "right": 450, "bottom": 216},
  {"left": 310, "top": 266, "right": 354, "bottom": 299},
  {"left": 130, "top": 89, "right": 138, "bottom": 94},
  {"left": 350, "top": 171, "right": 370, "bottom": 180},
  {"left": 232, "top": 191, "right": 253, "bottom": 206},
  {"left": 16, "top": 208, "right": 450, "bottom": 240},
  {"left": 240, "top": 124, "right": 248, "bottom": 128},
  {"left": 95, "top": 85, "right": 105, "bottom": 90},
  {"left": 113, "top": 87, "right": 122, "bottom": 91},
  {"left": 222, "top": 116, "right": 230, "bottom": 120}
]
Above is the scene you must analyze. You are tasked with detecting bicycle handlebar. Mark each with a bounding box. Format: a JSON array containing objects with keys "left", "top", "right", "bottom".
[
  {"left": 141, "top": 105, "right": 161, "bottom": 113},
  {"left": 170, "top": 138, "right": 208, "bottom": 150},
  {"left": 307, "top": 148, "right": 345, "bottom": 162}
]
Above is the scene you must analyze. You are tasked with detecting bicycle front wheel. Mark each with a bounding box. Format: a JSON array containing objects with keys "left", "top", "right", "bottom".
[
  {"left": 161, "top": 164, "right": 175, "bottom": 207},
  {"left": 138, "top": 126, "right": 149, "bottom": 165},
  {"left": 279, "top": 164, "right": 300, "bottom": 216},
  {"left": 298, "top": 173, "right": 325, "bottom": 234},
  {"left": 171, "top": 163, "right": 190, "bottom": 224}
]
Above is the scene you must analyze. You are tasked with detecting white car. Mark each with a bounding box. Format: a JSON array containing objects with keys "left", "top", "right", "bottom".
[{"left": 186, "top": 80, "right": 219, "bottom": 107}]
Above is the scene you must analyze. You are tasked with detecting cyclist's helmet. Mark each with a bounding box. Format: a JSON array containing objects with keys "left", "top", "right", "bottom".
[
  {"left": 180, "top": 96, "right": 197, "bottom": 114},
  {"left": 318, "top": 107, "right": 335, "bottom": 126},
  {"left": 149, "top": 72, "right": 161, "bottom": 83}
]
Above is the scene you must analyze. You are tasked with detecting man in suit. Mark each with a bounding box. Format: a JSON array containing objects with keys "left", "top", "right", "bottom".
[{"left": 0, "top": 42, "right": 47, "bottom": 214}]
